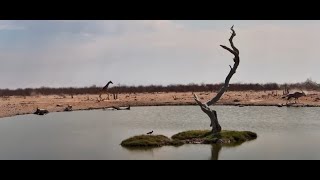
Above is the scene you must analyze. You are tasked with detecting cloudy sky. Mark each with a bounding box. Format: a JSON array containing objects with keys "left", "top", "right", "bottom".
[{"left": 0, "top": 20, "right": 319, "bottom": 89}]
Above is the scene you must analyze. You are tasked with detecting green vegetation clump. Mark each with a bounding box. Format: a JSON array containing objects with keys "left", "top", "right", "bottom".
[
  {"left": 121, "top": 130, "right": 257, "bottom": 148},
  {"left": 205, "top": 130, "right": 257, "bottom": 143},
  {"left": 171, "top": 130, "right": 212, "bottom": 140},
  {"left": 120, "top": 135, "right": 183, "bottom": 147},
  {"left": 172, "top": 130, "right": 257, "bottom": 144}
]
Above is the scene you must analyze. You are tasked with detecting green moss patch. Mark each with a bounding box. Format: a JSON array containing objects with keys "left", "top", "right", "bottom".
[
  {"left": 120, "top": 135, "right": 183, "bottom": 147},
  {"left": 121, "top": 130, "right": 257, "bottom": 148}
]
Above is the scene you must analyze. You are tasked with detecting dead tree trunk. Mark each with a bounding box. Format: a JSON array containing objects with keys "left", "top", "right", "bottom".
[{"left": 193, "top": 26, "right": 240, "bottom": 134}]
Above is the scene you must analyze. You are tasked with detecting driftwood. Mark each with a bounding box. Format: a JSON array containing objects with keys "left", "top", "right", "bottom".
[
  {"left": 193, "top": 26, "right": 240, "bottom": 134},
  {"left": 64, "top": 105, "right": 73, "bottom": 112},
  {"left": 111, "top": 105, "right": 130, "bottom": 110},
  {"left": 34, "top": 108, "right": 49, "bottom": 115}
]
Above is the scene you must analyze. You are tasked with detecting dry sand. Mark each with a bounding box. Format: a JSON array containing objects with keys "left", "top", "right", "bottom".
[{"left": 1, "top": 90, "right": 320, "bottom": 119}]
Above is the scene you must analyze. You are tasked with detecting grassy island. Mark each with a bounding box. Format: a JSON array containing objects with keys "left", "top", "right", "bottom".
[{"left": 121, "top": 130, "right": 257, "bottom": 148}]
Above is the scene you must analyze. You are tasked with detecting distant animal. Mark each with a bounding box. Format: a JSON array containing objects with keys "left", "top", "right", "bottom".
[
  {"left": 147, "top": 130, "right": 153, "bottom": 135},
  {"left": 282, "top": 91, "right": 306, "bottom": 104},
  {"left": 99, "top": 81, "right": 113, "bottom": 100},
  {"left": 102, "top": 81, "right": 113, "bottom": 90}
]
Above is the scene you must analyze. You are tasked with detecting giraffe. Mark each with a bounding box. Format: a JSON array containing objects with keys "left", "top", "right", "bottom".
[{"left": 99, "top": 81, "right": 113, "bottom": 101}]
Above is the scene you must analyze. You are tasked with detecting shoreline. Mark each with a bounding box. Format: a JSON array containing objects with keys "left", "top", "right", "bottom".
[
  {"left": 1, "top": 91, "right": 320, "bottom": 119},
  {"left": 5, "top": 103, "right": 320, "bottom": 120}
]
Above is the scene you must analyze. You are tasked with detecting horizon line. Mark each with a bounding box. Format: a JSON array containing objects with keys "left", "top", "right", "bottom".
[{"left": 0, "top": 80, "right": 317, "bottom": 90}]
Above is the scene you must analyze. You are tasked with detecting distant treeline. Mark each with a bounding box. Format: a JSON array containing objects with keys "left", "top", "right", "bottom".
[{"left": 0, "top": 79, "right": 319, "bottom": 97}]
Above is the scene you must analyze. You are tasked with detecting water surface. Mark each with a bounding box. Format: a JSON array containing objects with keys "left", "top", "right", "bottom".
[{"left": 0, "top": 106, "right": 319, "bottom": 160}]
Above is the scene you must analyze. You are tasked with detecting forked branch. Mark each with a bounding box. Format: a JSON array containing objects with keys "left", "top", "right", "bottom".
[{"left": 194, "top": 25, "right": 240, "bottom": 107}]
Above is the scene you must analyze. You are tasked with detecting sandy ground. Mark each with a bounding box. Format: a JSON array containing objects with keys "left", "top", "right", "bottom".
[{"left": 1, "top": 90, "right": 320, "bottom": 118}]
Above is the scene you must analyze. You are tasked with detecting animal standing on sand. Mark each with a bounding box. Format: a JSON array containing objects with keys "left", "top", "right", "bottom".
[
  {"left": 99, "top": 81, "right": 113, "bottom": 101},
  {"left": 147, "top": 131, "right": 153, "bottom": 135},
  {"left": 282, "top": 91, "right": 306, "bottom": 104}
]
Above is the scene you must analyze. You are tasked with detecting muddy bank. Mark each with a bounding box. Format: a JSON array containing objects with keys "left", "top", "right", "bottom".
[{"left": 0, "top": 91, "right": 319, "bottom": 118}]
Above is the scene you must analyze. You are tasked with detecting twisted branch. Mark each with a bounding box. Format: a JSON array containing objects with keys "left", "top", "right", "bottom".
[{"left": 194, "top": 25, "right": 240, "bottom": 107}]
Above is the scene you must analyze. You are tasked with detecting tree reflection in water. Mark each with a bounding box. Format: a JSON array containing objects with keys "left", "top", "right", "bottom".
[
  {"left": 210, "top": 144, "right": 222, "bottom": 160},
  {"left": 123, "top": 141, "right": 252, "bottom": 160},
  {"left": 210, "top": 142, "right": 244, "bottom": 160},
  {"left": 123, "top": 147, "right": 157, "bottom": 158}
]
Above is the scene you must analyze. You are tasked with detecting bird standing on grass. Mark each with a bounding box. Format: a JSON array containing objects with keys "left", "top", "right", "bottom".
[{"left": 147, "top": 130, "right": 153, "bottom": 135}]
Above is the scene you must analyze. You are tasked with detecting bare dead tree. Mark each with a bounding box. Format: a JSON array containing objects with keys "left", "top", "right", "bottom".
[{"left": 193, "top": 26, "right": 240, "bottom": 134}]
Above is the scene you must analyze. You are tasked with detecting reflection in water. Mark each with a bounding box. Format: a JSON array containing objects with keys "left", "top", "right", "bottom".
[
  {"left": 210, "top": 144, "right": 222, "bottom": 160},
  {"left": 123, "top": 141, "right": 254, "bottom": 160},
  {"left": 210, "top": 142, "right": 249, "bottom": 160},
  {"left": 123, "top": 147, "right": 157, "bottom": 158}
]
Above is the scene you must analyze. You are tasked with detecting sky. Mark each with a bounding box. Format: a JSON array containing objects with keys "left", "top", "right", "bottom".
[{"left": 0, "top": 20, "right": 319, "bottom": 89}]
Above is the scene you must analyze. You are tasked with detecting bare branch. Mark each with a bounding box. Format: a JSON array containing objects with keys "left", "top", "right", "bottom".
[
  {"left": 193, "top": 93, "right": 208, "bottom": 110},
  {"left": 205, "top": 26, "right": 240, "bottom": 106},
  {"left": 193, "top": 93, "right": 203, "bottom": 106},
  {"left": 229, "top": 25, "right": 239, "bottom": 55},
  {"left": 192, "top": 26, "right": 240, "bottom": 134},
  {"left": 220, "top": 45, "right": 236, "bottom": 56},
  {"left": 193, "top": 93, "right": 211, "bottom": 114}
]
